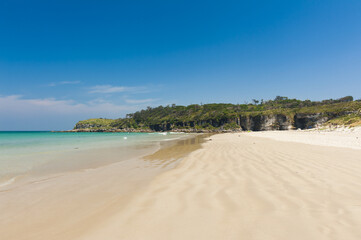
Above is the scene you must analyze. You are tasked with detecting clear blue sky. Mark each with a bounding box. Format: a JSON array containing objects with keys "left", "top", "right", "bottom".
[{"left": 1, "top": 0, "right": 361, "bottom": 130}]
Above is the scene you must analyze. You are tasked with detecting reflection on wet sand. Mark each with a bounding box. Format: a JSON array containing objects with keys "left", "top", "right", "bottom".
[
  {"left": 144, "top": 134, "right": 213, "bottom": 168},
  {"left": 0, "top": 133, "right": 209, "bottom": 240}
]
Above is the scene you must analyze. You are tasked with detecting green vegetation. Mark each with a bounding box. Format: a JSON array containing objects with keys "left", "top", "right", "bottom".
[
  {"left": 74, "top": 96, "right": 361, "bottom": 132},
  {"left": 75, "top": 118, "right": 115, "bottom": 130},
  {"left": 326, "top": 113, "right": 361, "bottom": 127}
]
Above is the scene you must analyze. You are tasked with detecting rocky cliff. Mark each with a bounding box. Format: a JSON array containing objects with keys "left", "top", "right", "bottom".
[{"left": 136, "top": 113, "right": 345, "bottom": 132}]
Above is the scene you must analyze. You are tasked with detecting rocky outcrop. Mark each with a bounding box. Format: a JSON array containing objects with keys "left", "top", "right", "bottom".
[
  {"left": 74, "top": 123, "right": 100, "bottom": 129},
  {"left": 144, "top": 114, "right": 329, "bottom": 132},
  {"left": 145, "top": 112, "right": 358, "bottom": 131},
  {"left": 240, "top": 114, "right": 293, "bottom": 131},
  {"left": 293, "top": 113, "right": 328, "bottom": 129}
]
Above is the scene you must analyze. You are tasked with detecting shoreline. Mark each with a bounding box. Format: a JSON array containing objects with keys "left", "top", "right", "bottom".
[
  {"left": 54, "top": 129, "right": 236, "bottom": 133},
  {"left": 0, "top": 133, "right": 205, "bottom": 190},
  {"left": 55, "top": 123, "right": 361, "bottom": 134},
  {"left": 0, "top": 133, "right": 208, "bottom": 240},
  {"left": 0, "top": 132, "right": 196, "bottom": 189},
  {"left": 2, "top": 130, "right": 361, "bottom": 239}
]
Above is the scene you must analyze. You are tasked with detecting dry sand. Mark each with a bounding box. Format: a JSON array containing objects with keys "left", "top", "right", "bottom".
[
  {"left": 247, "top": 126, "right": 361, "bottom": 150},
  {"left": 79, "top": 131, "right": 361, "bottom": 240},
  {"left": 2, "top": 131, "right": 361, "bottom": 240}
]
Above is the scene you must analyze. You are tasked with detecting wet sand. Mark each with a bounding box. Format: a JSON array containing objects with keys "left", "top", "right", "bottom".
[
  {"left": 0, "top": 134, "right": 207, "bottom": 240},
  {"left": 79, "top": 132, "right": 361, "bottom": 240}
]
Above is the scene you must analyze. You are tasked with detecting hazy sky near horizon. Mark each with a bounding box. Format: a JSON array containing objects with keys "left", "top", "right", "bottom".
[{"left": 1, "top": 0, "right": 361, "bottom": 130}]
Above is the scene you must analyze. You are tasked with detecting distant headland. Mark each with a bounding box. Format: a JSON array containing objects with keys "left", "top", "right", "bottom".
[{"left": 67, "top": 96, "right": 361, "bottom": 133}]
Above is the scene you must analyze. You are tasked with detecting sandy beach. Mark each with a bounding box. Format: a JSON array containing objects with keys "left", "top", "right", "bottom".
[
  {"left": 0, "top": 135, "right": 204, "bottom": 240},
  {"left": 247, "top": 127, "right": 361, "bottom": 150},
  {"left": 80, "top": 130, "right": 361, "bottom": 240},
  {"left": 1, "top": 130, "right": 361, "bottom": 240},
  {"left": 3, "top": 1, "right": 360, "bottom": 239}
]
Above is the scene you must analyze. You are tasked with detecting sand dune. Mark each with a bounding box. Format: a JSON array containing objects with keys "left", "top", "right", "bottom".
[{"left": 80, "top": 133, "right": 361, "bottom": 240}]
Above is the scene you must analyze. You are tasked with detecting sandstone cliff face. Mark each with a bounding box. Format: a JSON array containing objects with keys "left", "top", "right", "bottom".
[
  {"left": 293, "top": 113, "right": 328, "bottom": 129},
  {"left": 238, "top": 113, "right": 329, "bottom": 131},
  {"left": 239, "top": 114, "right": 293, "bottom": 131},
  {"left": 151, "top": 112, "right": 358, "bottom": 132}
]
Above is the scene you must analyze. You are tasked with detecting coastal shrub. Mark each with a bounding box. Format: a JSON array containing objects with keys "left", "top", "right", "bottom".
[{"left": 74, "top": 96, "right": 361, "bottom": 131}]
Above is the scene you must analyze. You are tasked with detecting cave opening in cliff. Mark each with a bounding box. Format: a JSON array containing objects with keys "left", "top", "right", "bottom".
[
  {"left": 294, "top": 117, "right": 307, "bottom": 130},
  {"left": 251, "top": 115, "right": 262, "bottom": 131}
]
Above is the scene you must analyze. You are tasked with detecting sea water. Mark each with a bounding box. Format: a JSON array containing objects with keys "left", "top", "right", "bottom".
[{"left": 0, "top": 131, "right": 188, "bottom": 185}]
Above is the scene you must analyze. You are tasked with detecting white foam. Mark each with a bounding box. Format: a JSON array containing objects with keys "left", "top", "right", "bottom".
[
  {"left": 0, "top": 177, "right": 16, "bottom": 188},
  {"left": 161, "top": 138, "right": 180, "bottom": 141}
]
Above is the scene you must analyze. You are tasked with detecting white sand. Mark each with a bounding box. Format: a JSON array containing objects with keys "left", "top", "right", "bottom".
[
  {"left": 246, "top": 127, "right": 361, "bottom": 150},
  {"left": 79, "top": 132, "right": 361, "bottom": 240},
  {"left": 0, "top": 155, "right": 170, "bottom": 240}
]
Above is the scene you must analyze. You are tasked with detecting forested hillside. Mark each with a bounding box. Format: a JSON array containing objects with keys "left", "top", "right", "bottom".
[{"left": 73, "top": 96, "right": 361, "bottom": 132}]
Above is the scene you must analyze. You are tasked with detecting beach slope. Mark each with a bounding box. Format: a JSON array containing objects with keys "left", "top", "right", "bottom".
[{"left": 80, "top": 132, "right": 361, "bottom": 240}]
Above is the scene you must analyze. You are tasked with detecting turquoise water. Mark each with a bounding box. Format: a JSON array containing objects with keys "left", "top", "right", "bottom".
[{"left": 0, "top": 131, "right": 187, "bottom": 182}]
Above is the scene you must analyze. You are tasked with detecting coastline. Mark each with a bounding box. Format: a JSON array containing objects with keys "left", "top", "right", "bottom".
[
  {"left": 0, "top": 133, "right": 208, "bottom": 240},
  {"left": 55, "top": 129, "right": 235, "bottom": 133},
  {"left": 2, "top": 129, "right": 361, "bottom": 239},
  {"left": 0, "top": 131, "right": 193, "bottom": 188}
]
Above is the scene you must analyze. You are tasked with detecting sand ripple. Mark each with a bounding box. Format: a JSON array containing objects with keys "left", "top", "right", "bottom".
[{"left": 81, "top": 133, "right": 361, "bottom": 240}]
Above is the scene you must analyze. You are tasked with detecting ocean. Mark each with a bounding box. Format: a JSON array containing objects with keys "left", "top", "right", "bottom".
[{"left": 0, "top": 131, "right": 188, "bottom": 186}]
